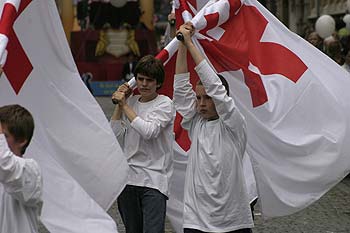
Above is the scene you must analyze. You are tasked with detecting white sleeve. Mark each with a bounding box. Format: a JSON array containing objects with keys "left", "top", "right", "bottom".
[
  {"left": 110, "top": 119, "right": 126, "bottom": 148},
  {"left": 173, "top": 73, "right": 197, "bottom": 130},
  {"left": 0, "top": 134, "right": 42, "bottom": 207},
  {"left": 194, "top": 60, "right": 246, "bottom": 134},
  {"left": 130, "top": 98, "right": 175, "bottom": 140}
]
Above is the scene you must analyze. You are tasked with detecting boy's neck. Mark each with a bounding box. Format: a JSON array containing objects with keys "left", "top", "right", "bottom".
[
  {"left": 12, "top": 148, "right": 23, "bottom": 157},
  {"left": 207, "top": 116, "right": 219, "bottom": 121},
  {"left": 139, "top": 93, "right": 158, "bottom": 103}
]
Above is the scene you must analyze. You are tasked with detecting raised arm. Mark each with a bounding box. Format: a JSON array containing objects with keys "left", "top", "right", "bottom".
[
  {"left": 130, "top": 98, "right": 174, "bottom": 140},
  {"left": 195, "top": 60, "right": 246, "bottom": 134},
  {"left": 173, "top": 24, "right": 198, "bottom": 124},
  {"left": 110, "top": 82, "right": 134, "bottom": 146},
  {"left": 178, "top": 22, "right": 246, "bottom": 133},
  {"left": 175, "top": 40, "right": 188, "bottom": 74},
  {"left": 111, "top": 83, "right": 134, "bottom": 121},
  {"left": 0, "top": 134, "right": 42, "bottom": 206},
  {"left": 177, "top": 22, "right": 204, "bottom": 66}
]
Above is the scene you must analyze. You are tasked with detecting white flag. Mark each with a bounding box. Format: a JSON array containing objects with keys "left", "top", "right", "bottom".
[{"left": 0, "top": 0, "right": 128, "bottom": 232}]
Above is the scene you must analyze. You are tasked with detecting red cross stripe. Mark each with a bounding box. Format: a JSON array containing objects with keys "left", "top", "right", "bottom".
[
  {"left": 199, "top": 1, "right": 308, "bottom": 107},
  {"left": 0, "top": 0, "right": 33, "bottom": 94}
]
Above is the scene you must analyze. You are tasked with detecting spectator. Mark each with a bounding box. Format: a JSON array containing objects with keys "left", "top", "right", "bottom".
[
  {"left": 307, "top": 31, "right": 323, "bottom": 51},
  {"left": 121, "top": 53, "right": 138, "bottom": 81}
]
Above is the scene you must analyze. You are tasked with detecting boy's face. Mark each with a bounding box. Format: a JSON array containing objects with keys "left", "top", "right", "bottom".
[
  {"left": 136, "top": 74, "right": 159, "bottom": 102},
  {"left": 1, "top": 124, "right": 26, "bottom": 157},
  {"left": 195, "top": 85, "right": 219, "bottom": 121}
]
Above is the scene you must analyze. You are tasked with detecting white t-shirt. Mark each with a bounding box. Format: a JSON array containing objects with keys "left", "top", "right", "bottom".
[
  {"left": 173, "top": 60, "right": 254, "bottom": 232},
  {"left": 111, "top": 94, "right": 175, "bottom": 196},
  {"left": 0, "top": 134, "right": 43, "bottom": 233}
]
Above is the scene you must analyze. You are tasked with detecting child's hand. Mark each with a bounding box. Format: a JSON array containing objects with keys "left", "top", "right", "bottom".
[
  {"left": 112, "top": 90, "right": 126, "bottom": 106},
  {"left": 112, "top": 83, "right": 133, "bottom": 104},
  {"left": 177, "top": 22, "right": 195, "bottom": 46},
  {"left": 168, "top": 12, "right": 176, "bottom": 26},
  {"left": 118, "top": 83, "right": 133, "bottom": 97},
  {"left": 117, "top": 83, "right": 129, "bottom": 92}
]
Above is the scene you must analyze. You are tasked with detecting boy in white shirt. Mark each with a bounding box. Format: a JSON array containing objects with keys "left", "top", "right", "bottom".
[
  {"left": 173, "top": 23, "right": 254, "bottom": 233},
  {"left": 0, "top": 102, "right": 43, "bottom": 233},
  {"left": 111, "top": 55, "right": 175, "bottom": 233}
]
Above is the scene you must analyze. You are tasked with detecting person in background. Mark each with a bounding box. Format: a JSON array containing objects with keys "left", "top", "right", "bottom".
[
  {"left": 162, "top": 0, "right": 176, "bottom": 48},
  {"left": 307, "top": 31, "right": 323, "bottom": 51},
  {"left": 81, "top": 72, "right": 93, "bottom": 93},
  {"left": 121, "top": 53, "right": 138, "bottom": 82},
  {"left": 324, "top": 35, "right": 344, "bottom": 65}
]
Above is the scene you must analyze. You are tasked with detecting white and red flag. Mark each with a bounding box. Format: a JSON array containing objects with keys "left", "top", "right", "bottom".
[
  {"left": 0, "top": 0, "right": 128, "bottom": 232},
  {"left": 156, "top": 0, "right": 350, "bottom": 228}
]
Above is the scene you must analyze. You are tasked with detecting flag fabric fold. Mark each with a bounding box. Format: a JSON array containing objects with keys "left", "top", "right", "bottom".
[
  {"left": 0, "top": 0, "right": 128, "bottom": 232},
  {"left": 158, "top": 0, "right": 350, "bottom": 226}
]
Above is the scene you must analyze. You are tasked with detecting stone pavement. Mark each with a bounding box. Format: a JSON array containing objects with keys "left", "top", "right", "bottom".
[{"left": 38, "top": 96, "right": 350, "bottom": 233}]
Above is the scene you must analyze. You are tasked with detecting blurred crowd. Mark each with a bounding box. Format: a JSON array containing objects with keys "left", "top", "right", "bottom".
[{"left": 305, "top": 14, "right": 350, "bottom": 72}]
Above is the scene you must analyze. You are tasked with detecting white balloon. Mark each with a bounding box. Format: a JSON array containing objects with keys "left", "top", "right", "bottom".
[
  {"left": 344, "top": 14, "right": 350, "bottom": 31},
  {"left": 344, "top": 14, "right": 350, "bottom": 24},
  {"left": 315, "top": 15, "right": 335, "bottom": 39},
  {"left": 110, "top": 0, "right": 127, "bottom": 8}
]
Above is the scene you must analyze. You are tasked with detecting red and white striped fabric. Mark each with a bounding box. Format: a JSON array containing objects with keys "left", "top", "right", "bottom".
[
  {"left": 0, "top": 1, "right": 128, "bottom": 232},
  {"left": 157, "top": 0, "right": 350, "bottom": 230},
  {"left": 0, "top": 0, "right": 22, "bottom": 66}
]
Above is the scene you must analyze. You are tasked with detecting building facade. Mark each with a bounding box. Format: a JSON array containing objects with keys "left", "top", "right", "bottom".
[{"left": 261, "top": 0, "right": 348, "bottom": 35}]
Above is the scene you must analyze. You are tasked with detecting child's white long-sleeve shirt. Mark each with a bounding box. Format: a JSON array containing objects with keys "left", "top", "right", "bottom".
[
  {"left": 0, "top": 134, "right": 43, "bottom": 233},
  {"left": 173, "top": 60, "right": 254, "bottom": 232},
  {"left": 111, "top": 94, "right": 175, "bottom": 196}
]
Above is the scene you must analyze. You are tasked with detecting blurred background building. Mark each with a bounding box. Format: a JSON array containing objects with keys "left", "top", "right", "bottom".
[
  {"left": 53, "top": 0, "right": 350, "bottom": 91},
  {"left": 261, "top": 0, "right": 348, "bottom": 36}
]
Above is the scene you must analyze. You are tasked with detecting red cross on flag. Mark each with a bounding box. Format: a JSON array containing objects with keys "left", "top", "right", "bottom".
[
  {"left": 0, "top": 1, "right": 128, "bottom": 232},
  {"left": 0, "top": 0, "right": 33, "bottom": 94},
  {"left": 158, "top": 0, "right": 350, "bottom": 228}
]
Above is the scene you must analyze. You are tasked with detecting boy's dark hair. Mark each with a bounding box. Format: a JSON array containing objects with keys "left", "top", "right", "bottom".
[
  {"left": 217, "top": 74, "right": 229, "bottom": 96},
  {"left": 134, "top": 55, "right": 165, "bottom": 88},
  {"left": 0, "top": 104, "right": 34, "bottom": 155},
  {"left": 197, "top": 74, "right": 230, "bottom": 96}
]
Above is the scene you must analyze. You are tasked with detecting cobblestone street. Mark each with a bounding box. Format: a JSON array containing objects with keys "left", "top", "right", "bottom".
[
  {"left": 107, "top": 175, "right": 350, "bottom": 233},
  {"left": 38, "top": 97, "right": 350, "bottom": 233}
]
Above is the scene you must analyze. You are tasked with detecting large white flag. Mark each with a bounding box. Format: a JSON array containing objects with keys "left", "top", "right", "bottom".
[
  {"left": 156, "top": 0, "right": 350, "bottom": 226},
  {"left": 0, "top": 0, "right": 128, "bottom": 232}
]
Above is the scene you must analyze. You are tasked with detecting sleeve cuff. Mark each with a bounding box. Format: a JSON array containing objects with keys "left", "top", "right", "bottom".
[
  {"left": 130, "top": 116, "right": 143, "bottom": 131},
  {"left": 194, "top": 60, "right": 207, "bottom": 72},
  {"left": 110, "top": 119, "right": 123, "bottom": 131},
  {"left": 174, "top": 72, "right": 190, "bottom": 79},
  {"left": 194, "top": 60, "right": 220, "bottom": 86},
  {"left": 174, "top": 72, "right": 190, "bottom": 82}
]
